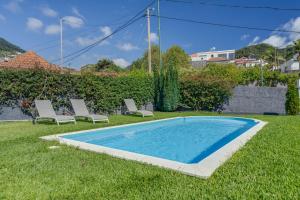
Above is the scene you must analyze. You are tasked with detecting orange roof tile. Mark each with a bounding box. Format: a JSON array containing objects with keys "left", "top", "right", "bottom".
[{"left": 0, "top": 51, "right": 61, "bottom": 71}]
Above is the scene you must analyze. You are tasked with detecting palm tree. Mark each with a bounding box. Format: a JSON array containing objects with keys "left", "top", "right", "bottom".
[
  {"left": 294, "top": 40, "right": 300, "bottom": 62},
  {"left": 262, "top": 48, "right": 284, "bottom": 70}
]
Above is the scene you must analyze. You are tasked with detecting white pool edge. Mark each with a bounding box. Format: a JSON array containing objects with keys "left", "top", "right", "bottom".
[{"left": 41, "top": 116, "right": 267, "bottom": 179}]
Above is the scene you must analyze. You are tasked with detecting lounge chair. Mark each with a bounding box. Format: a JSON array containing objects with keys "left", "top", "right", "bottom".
[
  {"left": 34, "top": 100, "right": 76, "bottom": 125},
  {"left": 124, "top": 99, "right": 154, "bottom": 117},
  {"left": 70, "top": 99, "right": 109, "bottom": 124}
]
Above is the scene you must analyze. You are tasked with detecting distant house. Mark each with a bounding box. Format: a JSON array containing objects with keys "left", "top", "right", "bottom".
[
  {"left": 0, "top": 51, "right": 61, "bottom": 71},
  {"left": 280, "top": 54, "right": 299, "bottom": 73},
  {"left": 191, "top": 50, "right": 235, "bottom": 68},
  {"left": 233, "top": 57, "right": 266, "bottom": 67}
]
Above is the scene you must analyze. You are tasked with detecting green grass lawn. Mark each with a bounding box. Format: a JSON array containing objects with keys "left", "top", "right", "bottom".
[{"left": 0, "top": 112, "right": 299, "bottom": 199}]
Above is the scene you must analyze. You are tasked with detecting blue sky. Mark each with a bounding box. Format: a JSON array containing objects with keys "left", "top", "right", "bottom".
[{"left": 0, "top": 0, "right": 300, "bottom": 69}]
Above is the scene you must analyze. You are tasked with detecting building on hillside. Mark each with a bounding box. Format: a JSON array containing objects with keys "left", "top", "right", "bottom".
[
  {"left": 0, "top": 51, "right": 61, "bottom": 71},
  {"left": 280, "top": 54, "right": 299, "bottom": 73},
  {"left": 191, "top": 50, "right": 235, "bottom": 68},
  {"left": 233, "top": 57, "right": 267, "bottom": 67}
]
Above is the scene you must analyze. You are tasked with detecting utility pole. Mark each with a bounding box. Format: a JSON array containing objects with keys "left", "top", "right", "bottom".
[
  {"left": 60, "top": 18, "right": 64, "bottom": 67},
  {"left": 260, "top": 62, "right": 264, "bottom": 86},
  {"left": 157, "top": 0, "right": 162, "bottom": 70},
  {"left": 147, "top": 8, "right": 152, "bottom": 73}
]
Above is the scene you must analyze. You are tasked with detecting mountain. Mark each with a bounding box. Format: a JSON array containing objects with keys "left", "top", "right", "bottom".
[
  {"left": 236, "top": 43, "right": 296, "bottom": 61},
  {"left": 0, "top": 37, "right": 25, "bottom": 57}
]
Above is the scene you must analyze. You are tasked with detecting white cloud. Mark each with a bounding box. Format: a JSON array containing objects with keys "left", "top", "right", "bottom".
[
  {"left": 262, "top": 35, "right": 287, "bottom": 48},
  {"left": 248, "top": 36, "right": 260, "bottom": 46},
  {"left": 259, "top": 17, "right": 300, "bottom": 48},
  {"left": 0, "top": 14, "right": 6, "bottom": 22},
  {"left": 72, "top": 7, "right": 85, "bottom": 20},
  {"left": 75, "top": 26, "right": 112, "bottom": 47},
  {"left": 113, "top": 58, "right": 130, "bottom": 68},
  {"left": 241, "top": 34, "right": 250, "bottom": 40},
  {"left": 282, "top": 17, "right": 300, "bottom": 42},
  {"left": 75, "top": 36, "right": 109, "bottom": 46},
  {"left": 63, "top": 16, "right": 84, "bottom": 28},
  {"left": 117, "top": 43, "right": 139, "bottom": 51},
  {"left": 45, "top": 24, "right": 60, "bottom": 35},
  {"left": 26, "top": 17, "right": 43, "bottom": 31},
  {"left": 210, "top": 46, "right": 216, "bottom": 51},
  {"left": 41, "top": 6, "right": 58, "bottom": 17},
  {"left": 4, "top": 0, "right": 23, "bottom": 13},
  {"left": 100, "top": 26, "right": 112, "bottom": 37},
  {"left": 147, "top": 32, "right": 158, "bottom": 43}
]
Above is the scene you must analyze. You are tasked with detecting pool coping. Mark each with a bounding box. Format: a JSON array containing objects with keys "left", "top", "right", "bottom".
[{"left": 40, "top": 116, "right": 267, "bottom": 179}]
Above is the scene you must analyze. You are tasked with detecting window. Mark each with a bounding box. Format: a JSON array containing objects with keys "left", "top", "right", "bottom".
[
  {"left": 228, "top": 53, "right": 235, "bottom": 60},
  {"left": 218, "top": 54, "right": 227, "bottom": 59}
]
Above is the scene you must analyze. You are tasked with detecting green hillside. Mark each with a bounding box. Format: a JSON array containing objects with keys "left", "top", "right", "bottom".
[
  {"left": 236, "top": 43, "right": 296, "bottom": 61},
  {"left": 0, "top": 37, "right": 25, "bottom": 57}
]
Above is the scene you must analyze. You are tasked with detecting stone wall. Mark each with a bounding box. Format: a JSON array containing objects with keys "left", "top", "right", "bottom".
[
  {"left": 0, "top": 86, "right": 288, "bottom": 120},
  {"left": 0, "top": 102, "right": 154, "bottom": 121},
  {"left": 223, "top": 86, "right": 287, "bottom": 115}
]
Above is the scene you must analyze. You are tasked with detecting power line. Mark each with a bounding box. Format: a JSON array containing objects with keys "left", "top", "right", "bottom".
[
  {"left": 28, "top": 14, "right": 137, "bottom": 50},
  {"left": 29, "top": 21, "right": 128, "bottom": 51},
  {"left": 61, "top": 16, "right": 144, "bottom": 65},
  {"left": 52, "top": 0, "right": 156, "bottom": 65},
  {"left": 32, "top": 26, "right": 105, "bottom": 53},
  {"left": 164, "top": 0, "right": 300, "bottom": 11},
  {"left": 151, "top": 14, "right": 300, "bottom": 34}
]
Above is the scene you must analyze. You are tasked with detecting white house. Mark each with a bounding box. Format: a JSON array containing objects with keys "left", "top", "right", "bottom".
[
  {"left": 233, "top": 57, "right": 267, "bottom": 67},
  {"left": 280, "top": 54, "right": 300, "bottom": 73},
  {"left": 191, "top": 50, "right": 235, "bottom": 62}
]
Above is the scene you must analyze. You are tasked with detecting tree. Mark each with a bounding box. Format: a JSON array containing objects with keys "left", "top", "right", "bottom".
[
  {"left": 130, "top": 45, "right": 191, "bottom": 72},
  {"left": 81, "top": 58, "right": 124, "bottom": 72},
  {"left": 285, "top": 80, "right": 300, "bottom": 115},
  {"left": 130, "top": 45, "right": 160, "bottom": 71},
  {"left": 163, "top": 45, "right": 191, "bottom": 70},
  {"left": 294, "top": 39, "right": 300, "bottom": 62},
  {"left": 155, "top": 46, "right": 180, "bottom": 111}
]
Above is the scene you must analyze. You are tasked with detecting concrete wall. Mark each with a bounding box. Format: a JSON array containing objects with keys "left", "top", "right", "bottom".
[
  {"left": 223, "top": 86, "right": 287, "bottom": 115},
  {"left": 0, "top": 102, "right": 154, "bottom": 121},
  {"left": 0, "top": 106, "right": 32, "bottom": 120},
  {"left": 0, "top": 86, "right": 289, "bottom": 120}
]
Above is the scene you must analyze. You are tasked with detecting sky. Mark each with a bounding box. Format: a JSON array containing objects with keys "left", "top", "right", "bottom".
[{"left": 0, "top": 0, "right": 300, "bottom": 69}]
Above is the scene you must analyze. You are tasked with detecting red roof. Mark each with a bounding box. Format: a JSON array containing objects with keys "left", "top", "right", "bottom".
[
  {"left": 207, "top": 57, "right": 228, "bottom": 62},
  {"left": 0, "top": 51, "right": 61, "bottom": 71}
]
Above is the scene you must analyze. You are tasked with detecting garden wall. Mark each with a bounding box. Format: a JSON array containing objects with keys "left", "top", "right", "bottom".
[
  {"left": 0, "top": 103, "right": 154, "bottom": 121},
  {"left": 223, "top": 86, "right": 287, "bottom": 115}
]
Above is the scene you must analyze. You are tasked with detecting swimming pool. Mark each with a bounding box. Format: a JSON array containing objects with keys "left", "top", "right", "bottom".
[{"left": 42, "top": 116, "right": 266, "bottom": 178}]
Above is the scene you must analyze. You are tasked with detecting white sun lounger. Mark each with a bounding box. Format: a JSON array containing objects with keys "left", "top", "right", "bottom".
[
  {"left": 124, "top": 99, "right": 154, "bottom": 117},
  {"left": 34, "top": 100, "right": 76, "bottom": 125},
  {"left": 70, "top": 99, "right": 109, "bottom": 124}
]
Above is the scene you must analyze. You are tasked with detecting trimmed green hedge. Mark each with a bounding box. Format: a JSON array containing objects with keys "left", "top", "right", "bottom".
[
  {"left": 285, "top": 81, "right": 300, "bottom": 115},
  {"left": 0, "top": 69, "right": 154, "bottom": 115},
  {"left": 180, "top": 75, "right": 234, "bottom": 111}
]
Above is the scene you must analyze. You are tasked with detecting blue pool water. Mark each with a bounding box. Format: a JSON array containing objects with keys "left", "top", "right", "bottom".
[{"left": 62, "top": 117, "right": 258, "bottom": 164}]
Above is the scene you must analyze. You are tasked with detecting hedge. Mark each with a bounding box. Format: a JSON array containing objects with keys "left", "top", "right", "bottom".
[
  {"left": 180, "top": 75, "right": 234, "bottom": 111},
  {"left": 0, "top": 69, "right": 154, "bottom": 115},
  {"left": 0, "top": 65, "right": 298, "bottom": 116}
]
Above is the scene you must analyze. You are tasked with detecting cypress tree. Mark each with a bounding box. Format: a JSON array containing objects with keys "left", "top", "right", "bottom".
[{"left": 285, "top": 81, "right": 300, "bottom": 115}]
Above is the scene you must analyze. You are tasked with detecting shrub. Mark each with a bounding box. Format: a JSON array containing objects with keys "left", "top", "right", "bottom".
[
  {"left": 180, "top": 75, "right": 234, "bottom": 112},
  {"left": 285, "top": 81, "right": 300, "bottom": 115}
]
